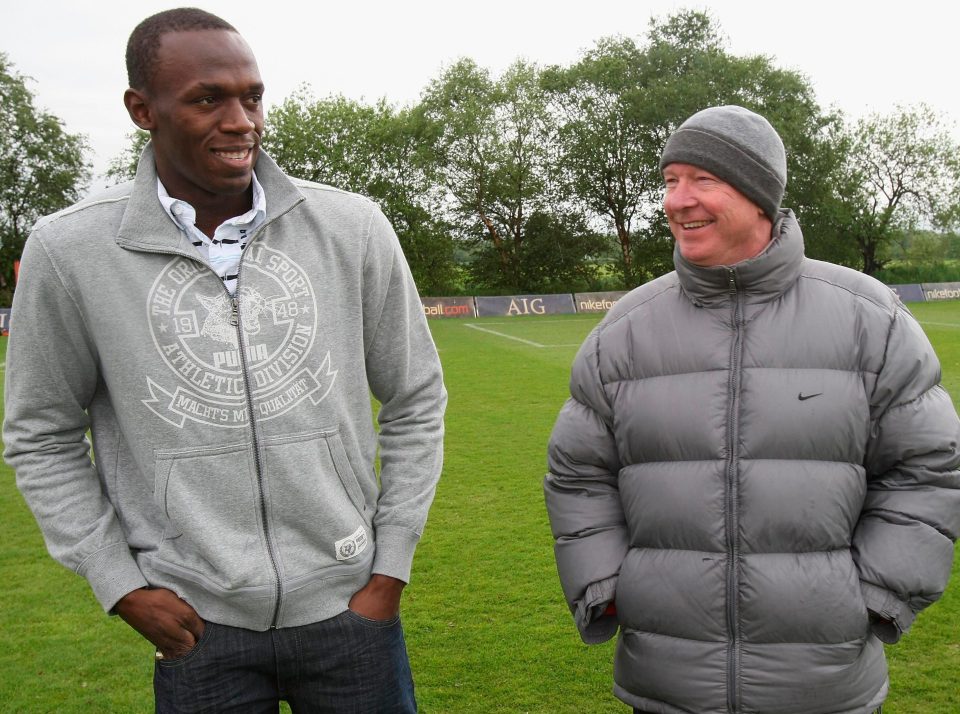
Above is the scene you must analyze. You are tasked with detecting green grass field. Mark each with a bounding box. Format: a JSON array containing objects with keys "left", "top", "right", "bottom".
[{"left": 2, "top": 302, "right": 959, "bottom": 713}]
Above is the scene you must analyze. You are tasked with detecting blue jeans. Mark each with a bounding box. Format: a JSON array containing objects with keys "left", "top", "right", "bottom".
[{"left": 154, "top": 610, "right": 416, "bottom": 713}]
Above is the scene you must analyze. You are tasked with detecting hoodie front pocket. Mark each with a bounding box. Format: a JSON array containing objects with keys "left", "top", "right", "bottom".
[
  {"left": 259, "top": 429, "right": 373, "bottom": 582},
  {"left": 154, "top": 442, "right": 269, "bottom": 591}
]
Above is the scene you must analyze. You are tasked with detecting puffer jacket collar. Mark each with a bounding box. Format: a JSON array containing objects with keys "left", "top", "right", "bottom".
[
  {"left": 116, "top": 143, "right": 305, "bottom": 254},
  {"left": 674, "top": 208, "right": 804, "bottom": 308}
]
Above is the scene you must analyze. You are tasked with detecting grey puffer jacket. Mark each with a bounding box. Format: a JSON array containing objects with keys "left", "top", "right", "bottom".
[{"left": 545, "top": 211, "right": 960, "bottom": 714}]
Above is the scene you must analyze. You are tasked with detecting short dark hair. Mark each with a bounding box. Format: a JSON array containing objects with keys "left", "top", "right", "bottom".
[{"left": 126, "top": 8, "right": 237, "bottom": 90}]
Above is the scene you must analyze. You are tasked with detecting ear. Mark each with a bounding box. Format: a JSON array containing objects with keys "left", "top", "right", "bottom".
[{"left": 124, "top": 88, "right": 156, "bottom": 131}]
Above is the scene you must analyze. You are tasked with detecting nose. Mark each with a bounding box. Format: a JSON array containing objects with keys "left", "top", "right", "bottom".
[
  {"left": 663, "top": 179, "right": 696, "bottom": 214},
  {"left": 220, "top": 98, "right": 257, "bottom": 134}
]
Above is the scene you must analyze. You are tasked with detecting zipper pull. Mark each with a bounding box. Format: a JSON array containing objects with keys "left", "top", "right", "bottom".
[{"left": 230, "top": 297, "right": 239, "bottom": 326}]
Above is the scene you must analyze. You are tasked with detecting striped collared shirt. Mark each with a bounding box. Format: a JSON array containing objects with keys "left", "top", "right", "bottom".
[{"left": 157, "top": 174, "right": 266, "bottom": 295}]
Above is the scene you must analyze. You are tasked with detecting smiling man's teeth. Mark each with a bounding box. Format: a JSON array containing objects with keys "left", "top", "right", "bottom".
[
  {"left": 214, "top": 149, "right": 250, "bottom": 160},
  {"left": 682, "top": 220, "right": 711, "bottom": 229}
]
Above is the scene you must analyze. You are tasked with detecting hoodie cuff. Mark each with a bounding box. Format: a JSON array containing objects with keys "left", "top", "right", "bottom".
[
  {"left": 860, "top": 581, "right": 915, "bottom": 644},
  {"left": 371, "top": 525, "right": 421, "bottom": 584},
  {"left": 77, "top": 542, "right": 149, "bottom": 613}
]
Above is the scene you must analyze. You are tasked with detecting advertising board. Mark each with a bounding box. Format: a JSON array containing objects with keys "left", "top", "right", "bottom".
[
  {"left": 421, "top": 296, "right": 476, "bottom": 319},
  {"left": 921, "top": 282, "right": 960, "bottom": 301},
  {"left": 475, "top": 294, "right": 576, "bottom": 317},
  {"left": 574, "top": 291, "right": 629, "bottom": 313}
]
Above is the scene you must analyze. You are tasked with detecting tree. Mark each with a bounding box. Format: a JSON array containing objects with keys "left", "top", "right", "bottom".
[
  {"left": 263, "top": 89, "right": 458, "bottom": 295},
  {"left": 516, "top": 210, "right": 608, "bottom": 292},
  {"left": 420, "top": 58, "right": 562, "bottom": 291},
  {"left": 361, "top": 104, "right": 461, "bottom": 295},
  {"left": 903, "top": 230, "right": 949, "bottom": 267},
  {"left": 264, "top": 89, "right": 384, "bottom": 191},
  {"left": 839, "top": 104, "right": 960, "bottom": 275},
  {"left": 105, "top": 129, "right": 150, "bottom": 184},
  {"left": 542, "top": 36, "right": 655, "bottom": 286},
  {"left": 545, "top": 10, "right": 842, "bottom": 286},
  {"left": 467, "top": 209, "right": 608, "bottom": 293},
  {"left": 0, "top": 53, "right": 90, "bottom": 302}
]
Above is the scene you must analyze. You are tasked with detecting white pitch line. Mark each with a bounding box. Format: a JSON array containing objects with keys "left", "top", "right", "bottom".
[
  {"left": 918, "top": 321, "right": 960, "bottom": 328},
  {"left": 464, "top": 323, "right": 546, "bottom": 347}
]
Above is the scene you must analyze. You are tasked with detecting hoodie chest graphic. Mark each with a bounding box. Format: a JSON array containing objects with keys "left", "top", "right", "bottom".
[{"left": 144, "top": 245, "right": 336, "bottom": 428}]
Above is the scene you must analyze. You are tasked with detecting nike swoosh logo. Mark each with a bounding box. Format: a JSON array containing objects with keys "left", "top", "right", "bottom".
[{"left": 798, "top": 392, "right": 823, "bottom": 401}]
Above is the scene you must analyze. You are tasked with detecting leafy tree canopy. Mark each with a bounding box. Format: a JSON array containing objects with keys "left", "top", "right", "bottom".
[
  {"left": 264, "top": 88, "right": 459, "bottom": 294},
  {"left": 838, "top": 104, "right": 960, "bottom": 274},
  {"left": 100, "top": 11, "right": 960, "bottom": 293},
  {"left": 0, "top": 53, "right": 90, "bottom": 302}
]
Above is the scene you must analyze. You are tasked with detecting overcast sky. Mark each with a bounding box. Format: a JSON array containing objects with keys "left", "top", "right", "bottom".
[{"left": 3, "top": 0, "right": 956, "bottom": 183}]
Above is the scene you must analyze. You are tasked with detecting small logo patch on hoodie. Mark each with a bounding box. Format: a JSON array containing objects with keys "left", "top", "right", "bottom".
[{"left": 335, "top": 526, "right": 368, "bottom": 561}]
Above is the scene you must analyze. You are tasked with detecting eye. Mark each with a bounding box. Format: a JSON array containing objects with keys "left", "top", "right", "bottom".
[{"left": 195, "top": 96, "right": 218, "bottom": 106}]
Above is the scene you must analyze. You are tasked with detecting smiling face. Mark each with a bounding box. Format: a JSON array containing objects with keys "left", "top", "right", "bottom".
[
  {"left": 124, "top": 29, "right": 264, "bottom": 217},
  {"left": 663, "top": 163, "right": 772, "bottom": 267}
]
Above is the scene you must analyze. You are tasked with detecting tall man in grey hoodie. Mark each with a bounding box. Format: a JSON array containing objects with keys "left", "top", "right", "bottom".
[
  {"left": 3, "top": 8, "right": 445, "bottom": 712},
  {"left": 545, "top": 106, "right": 960, "bottom": 713}
]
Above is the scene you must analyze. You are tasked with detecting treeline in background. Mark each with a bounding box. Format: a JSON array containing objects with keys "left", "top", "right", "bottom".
[{"left": 4, "top": 10, "right": 960, "bottom": 304}]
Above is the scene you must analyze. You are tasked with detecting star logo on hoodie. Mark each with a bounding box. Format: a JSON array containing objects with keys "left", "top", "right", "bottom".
[{"left": 144, "top": 246, "right": 336, "bottom": 429}]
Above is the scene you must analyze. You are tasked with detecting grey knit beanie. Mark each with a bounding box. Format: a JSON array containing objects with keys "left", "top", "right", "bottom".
[{"left": 659, "top": 105, "right": 787, "bottom": 221}]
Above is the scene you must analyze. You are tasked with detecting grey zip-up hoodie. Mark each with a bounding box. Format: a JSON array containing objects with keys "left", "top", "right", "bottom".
[
  {"left": 3, "top": 146, "right": 446, "bottom": 630},
  {"left": 545, "top": 211, "right": 960, "bottom": 713}
]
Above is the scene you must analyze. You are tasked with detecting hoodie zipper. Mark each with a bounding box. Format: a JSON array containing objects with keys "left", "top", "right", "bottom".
[
  {"left": 147, "top": 246, "right": 285, "bottom": 627},
  {"left": 230, "top": 261, "right": 284, "bottom": 629},
  {"left": 138, "top": 241, "right": 284, "bottom": 627},
  {"left": 725, "top": 268, "right": 744, "bottom": 714}
]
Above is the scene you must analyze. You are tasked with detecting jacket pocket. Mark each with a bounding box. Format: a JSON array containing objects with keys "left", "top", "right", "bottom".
[
  {"left": 154, "top": 442, "right": 268, "bottom": 591},
  {"left": 259, "top": 428, "right": 373, "bottom": 582}
]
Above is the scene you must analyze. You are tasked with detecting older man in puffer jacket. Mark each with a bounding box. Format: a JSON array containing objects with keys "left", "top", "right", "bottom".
[{"left": 544, "top": 105, "right": 960, "bottom": 714}]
